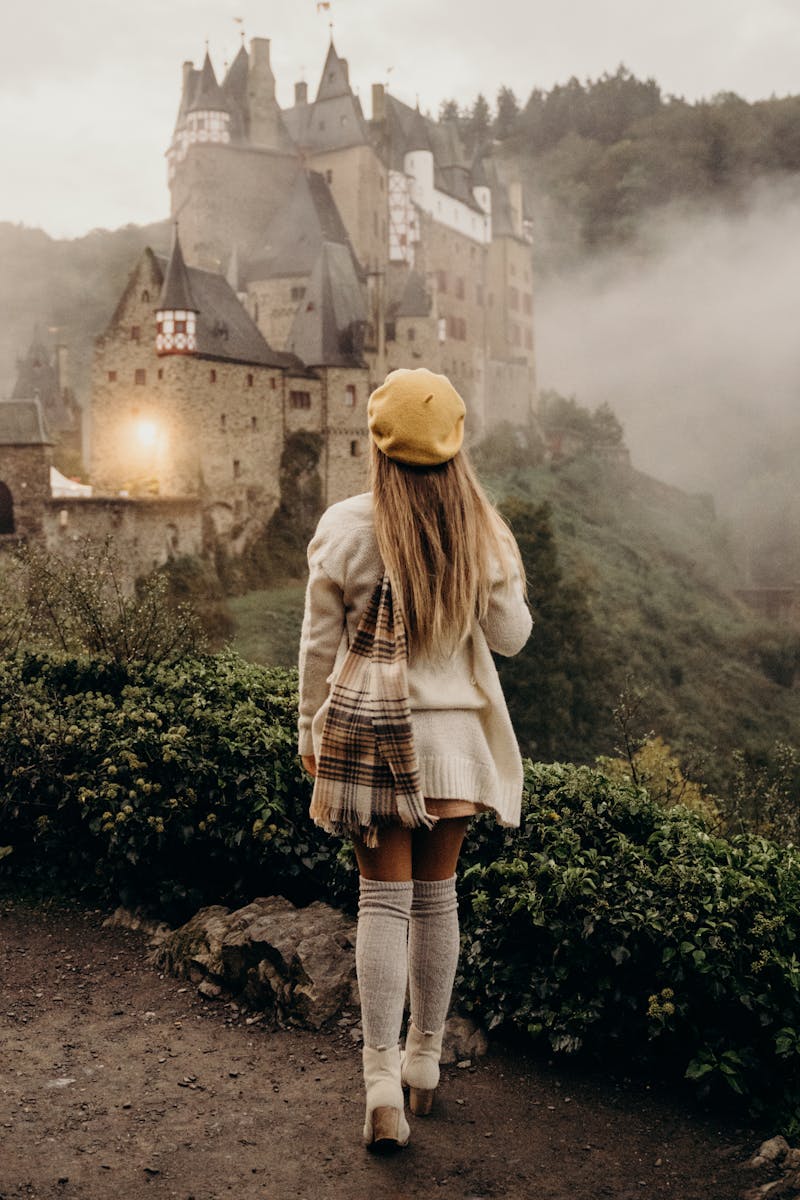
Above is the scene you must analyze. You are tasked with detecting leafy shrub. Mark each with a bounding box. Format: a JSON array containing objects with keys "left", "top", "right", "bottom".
[
  {"left": 5, "top": 652, "right": 800, "bottom": 1132},
  {"left": 457, "top": 761, "right": 800, "bottom": 1134},
  {"left": 0, "top": 649, "right": 353, "bottom": 922},
  {"left": 12, "top": 538, "right": 205, "bottom": 665}
]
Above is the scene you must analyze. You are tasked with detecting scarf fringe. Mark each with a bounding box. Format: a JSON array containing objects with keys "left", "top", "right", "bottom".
[{"left": 310, "top": 805, "right": 439, "bottom": 848}]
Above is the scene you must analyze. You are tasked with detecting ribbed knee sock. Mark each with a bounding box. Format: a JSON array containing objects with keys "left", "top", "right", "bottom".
[
  {"left": 355, "top": 877, "right": 413, "bottom": 1050},
  {"left": 408, "top": 874, "right": 460, "bottom": 1034}
]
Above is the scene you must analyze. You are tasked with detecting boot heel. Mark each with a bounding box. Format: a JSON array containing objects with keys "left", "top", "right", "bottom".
[
  {"left": 369, "top": 1106, "right": 406, "bottom": 1153},
  {"left": 409, "top": 1086, "right": 435, "bottom": 1116}
]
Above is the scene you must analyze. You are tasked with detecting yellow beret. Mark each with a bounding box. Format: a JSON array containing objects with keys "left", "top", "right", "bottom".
[{"left": 367, "top": 368, "right": 466, "bottom": 466}]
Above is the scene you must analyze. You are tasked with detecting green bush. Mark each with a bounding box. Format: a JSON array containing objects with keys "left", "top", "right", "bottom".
[
  {"left": 0, "top": 649, "right": 353, "bottom": 922},
  {"left": 5, "top": 651, "right": 800, "bottom": 1132},
  {"left": 458, "top": 760, "right": 800, "bottom": 1134}
]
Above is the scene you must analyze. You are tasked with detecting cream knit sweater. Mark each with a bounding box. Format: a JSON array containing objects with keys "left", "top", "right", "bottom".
[{"left": 297, "top": 492, "right": 533, "bottom": 828}]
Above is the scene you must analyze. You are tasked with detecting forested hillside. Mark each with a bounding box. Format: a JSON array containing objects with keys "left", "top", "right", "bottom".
[{"left": 444, "top": 68, "right": 800, "bottom": 271}]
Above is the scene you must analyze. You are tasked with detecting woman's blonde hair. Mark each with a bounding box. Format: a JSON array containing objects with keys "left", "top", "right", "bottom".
[{"left": 370, "top": 441, "right": 525, "bottom": 657}]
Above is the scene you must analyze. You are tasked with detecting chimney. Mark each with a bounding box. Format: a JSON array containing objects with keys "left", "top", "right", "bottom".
[
  {"left": 371, "top": 83, "right": 385, "bottom": 122},
  {"left": 295, "top": 80, "right": 308, "bottom": 105},
  {"left": 181, "top": 60, "right": 193, "bottom": 94},
  {"left": 250, "top": 37, "right": 271, "bottom": 71},
  {"left": 508, "top": 180, "right": 523, "bottom": 238}
]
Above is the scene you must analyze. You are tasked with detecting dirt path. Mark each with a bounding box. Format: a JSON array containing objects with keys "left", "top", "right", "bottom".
[{"left": 0, "top": 890, "right": 765, "bottom": 1200}]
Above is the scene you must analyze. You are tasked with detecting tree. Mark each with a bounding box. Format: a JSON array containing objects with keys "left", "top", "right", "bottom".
[
  {"left": 495, "top": 86, "right": 520, "bottom": 140},
  {"left": 438, "top": 98, "right": 461, "bottom": 123},
  {"left": 462, "top": 94, "right": 492, "bottom": 156}
]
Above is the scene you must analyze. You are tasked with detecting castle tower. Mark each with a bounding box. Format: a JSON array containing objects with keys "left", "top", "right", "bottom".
[
  {"left": 167, "top": 44, "right": 298, "bottom": 271},
  {"left": 156, "top": 228, "right": 199, "bottom": 355},
  {"left": 283, "top": 40, "right": 388, "bottom": 275}
]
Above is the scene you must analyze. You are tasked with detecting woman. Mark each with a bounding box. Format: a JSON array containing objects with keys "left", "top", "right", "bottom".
[{"left": 297, "top": 367, "right": 532, "bottom": 1153}]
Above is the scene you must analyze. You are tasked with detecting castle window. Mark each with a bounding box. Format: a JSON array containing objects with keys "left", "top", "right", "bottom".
[
  {"left": 157, "top": 368, "right": 163, "bottom": 380},
  {"left": 247, "top": 373, "right": 254, "bottom": 387},
  {"left": 220, "top": 413, "right": 227, "bottom": 431},
  {"left": 254, "top": 302, "right": 260, "bottom": 323},
  {"left": 271, "top": 377, "right": 277, "bottom": 390},
  {"left": 209, "top": 369, "right": 217, "bottom": 383},
  {"left": 385, "top": 321, "right": 396, "bottom": 342},
  {"left": 131, "top": 326, "right": 141, "bottom": 341},
  {"left": 251, "top": 416, "right": 258, "bottom": 431},
  {"left": 141, "top": 290, "right": 150, "bottom": 302},
  {"left": 508, "top": 286, "right": 519, "bottom": 310},
  {"left": 135, "top": 369, "right": 146, "bottom": 385},
  {"left": 107, "top": 371, "right": 117, "bottom": 382},
  {"left": 291, "top": 286, "right": 306, "bottom": 301},
  {"left": 407, "top": 327, "right": 415, "bottom": 342},
  {"left": 325, "top": 169, "right": 333, "bottom": 183},
  {"left": 350, "top": 440, "right": 361, "bottom": 457},
  {"left": 455, "top": 276, "right": 464, "bottom": 300},
  {"left": 233, "top": 459, "right": 241, "bottom": 479},
  {"left": 436, "top": 270, "right": 447, "bottom": 293},
  {"left": 290, "top": 390, "right": 312, "bottom": 410},
  {"left": 175, "top": 319, "right": 186, "bottom": 334},
  {"left": 344, "top": 384, "right": 356, "bottom": 407}
]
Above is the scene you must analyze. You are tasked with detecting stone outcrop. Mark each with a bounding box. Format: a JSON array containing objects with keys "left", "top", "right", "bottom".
[{"left": 147, "top": 896, "right": 358, "bottom": 1029}]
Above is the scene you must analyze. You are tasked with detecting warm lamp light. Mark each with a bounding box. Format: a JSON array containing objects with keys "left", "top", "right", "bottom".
[{"left": 136, "top": 418, "right": 159, "bottom": 448}]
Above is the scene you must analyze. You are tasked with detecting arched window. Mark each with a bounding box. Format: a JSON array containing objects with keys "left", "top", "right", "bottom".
[{"left": 0, "top": 481, "right": 14, "bottom": 534}]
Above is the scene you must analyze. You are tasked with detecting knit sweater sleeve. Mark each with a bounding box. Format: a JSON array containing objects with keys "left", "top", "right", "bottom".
[
  {"left": 479, "top": 533, "right": 533, "bottom": 657},
  {"left": 297, "top": 526, "right": 347, "bottom": 757}
]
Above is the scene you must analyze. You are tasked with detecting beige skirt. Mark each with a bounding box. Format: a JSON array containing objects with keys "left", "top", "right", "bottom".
[{"left": 424, "top": 797, "right": 490, "bottom": 819}]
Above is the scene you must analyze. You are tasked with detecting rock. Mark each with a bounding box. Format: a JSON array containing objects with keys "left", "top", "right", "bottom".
[
  {"left": 760, "top": 1137, "right": 791, "bottom": 1164},
  {"left": 147, "top": 906, "right": 232, "bottom": 983},
  {"left": 440, "top": 1015, "right": 489, "bottom": 1065},
  {"left": 785, "top": 1151, "right": 800, "bottom": 1170},
  {"left": 150, "top": 897, "right": 356, "bottom": 1030},
  {"left": 102, "top": 906, "right": 172, "bottom": 945},
  {"left": 748, "top": 1138, "right": 792, "bottom": 1170},
  {"left": 197, "top": 980, "right": 223, "bottom": 999}
]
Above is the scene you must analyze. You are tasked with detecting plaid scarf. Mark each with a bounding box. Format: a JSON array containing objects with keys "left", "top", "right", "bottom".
[{"left": 309, "top": 573, "right": 437, "bottom": 848}]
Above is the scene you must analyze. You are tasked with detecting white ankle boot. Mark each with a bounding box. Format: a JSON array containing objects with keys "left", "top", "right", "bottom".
[
  {"left": 362, "top": 1044, "right": 410, "bottom": 1152},
  {"left": 400, "top": 1021, "right": 444, "bottom": 1116}
]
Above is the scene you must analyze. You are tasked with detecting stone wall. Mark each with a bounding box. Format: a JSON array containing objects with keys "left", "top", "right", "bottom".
[
  {"left": 0, "top": 444, "right": 52, "bottom": 541},
  {"left": 308, "top": 145, "right": 388, "bottom": 275},
  {"left": 91, "top": 253, "right": 287, "bottom": 553},
  {"left": 170, "top": 144, "right": 298, "bottom": 271},
  {"left": 414, "top": 213, "right": 489, "bottom": 418},
  {"left": 42, "top": 497, "right": 203, "bottom": 588},
  {"left": 321, "top": 366, "right": 371, "bottom": 506},
  {"left": 247, "top": 275, "right": 309, "bottom": 352}
]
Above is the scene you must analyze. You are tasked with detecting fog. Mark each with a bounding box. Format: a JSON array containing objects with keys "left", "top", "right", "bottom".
[{"left": 534, "top": 176, "right": 800, "bottom": 581}]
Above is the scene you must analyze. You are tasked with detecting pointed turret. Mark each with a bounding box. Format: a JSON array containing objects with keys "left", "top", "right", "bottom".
[
  {"left": 189, "top": 51, "right": 229, "bottom": 114},
  {"left": 155, "top": 228, "right": 199, "bottom": 355},
  {"left": 316, "top": 40, "right": 352, "bottom": 102}
]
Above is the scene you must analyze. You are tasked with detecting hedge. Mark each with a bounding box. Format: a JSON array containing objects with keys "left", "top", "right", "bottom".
[{"left": 2, "top": 648, "right": 800, "bottom": 1133}]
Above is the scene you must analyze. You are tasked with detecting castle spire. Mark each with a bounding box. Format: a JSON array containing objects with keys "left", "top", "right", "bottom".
[{"left": 156, "top": 227, "right": 199, "bottom": 356}]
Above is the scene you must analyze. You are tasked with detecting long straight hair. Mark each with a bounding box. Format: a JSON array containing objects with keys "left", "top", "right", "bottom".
[{"left": 370, "top": 441, "right": 525, "bottom": 657}]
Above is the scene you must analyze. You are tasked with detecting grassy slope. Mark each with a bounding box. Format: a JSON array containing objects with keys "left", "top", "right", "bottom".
[
  {"left": 490, "top": 455, "right": 800, "bottom": 780},
  {"left": 226, "top": 455, "right": 800, "bottom": 785}
]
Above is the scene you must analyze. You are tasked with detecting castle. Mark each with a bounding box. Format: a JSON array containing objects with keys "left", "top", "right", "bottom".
[{"left": 1, "top": 36, "right": 536, "bottom": 581}]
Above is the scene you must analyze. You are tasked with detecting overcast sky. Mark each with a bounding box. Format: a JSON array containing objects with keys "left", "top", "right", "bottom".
[{"left": 4, "top": 0, "right": 800, "bottom": 238}]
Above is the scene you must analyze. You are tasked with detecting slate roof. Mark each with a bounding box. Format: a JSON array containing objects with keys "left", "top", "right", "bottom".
[
  {"left": 283, "top": 41, "right": 369, "bottom": 152},
  {"left": 287, "top": 241, "right": 367, "bottom": 367},
  {"left": 387, "top": 267, "right": 432, "bottom": 319},
  {"left": 0, "top": 398, "right": 53, "bottom": 446},
  {"left": 158, "top": 229, "right": 198, "bottom": 311},
  {"left": 221, "top": 45, "right": 249, "bottom": 141},
  {"left": 382, "top": 95, "right": 432, "bottom": 170},
  {"left": 246, "top": 170, "right": 362, "bottom": 282},
  {"left": 154, "top": 251, "right": 297, "bottom": 369},
  {"left": 188, "top": 52, "right": 230, "bottom": 114}
]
